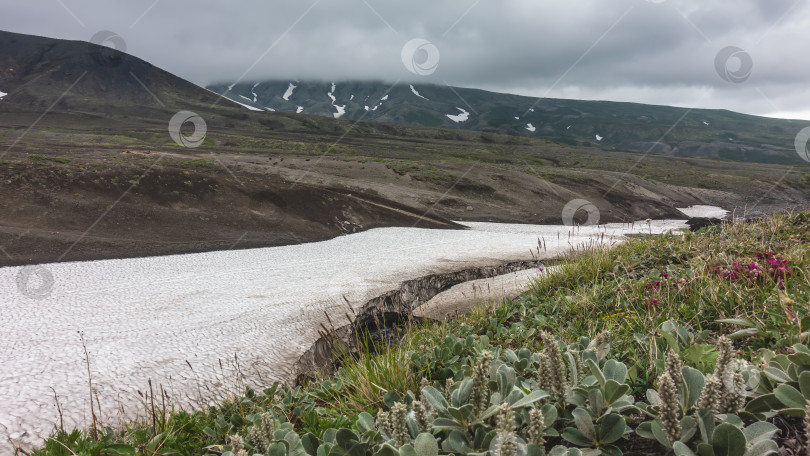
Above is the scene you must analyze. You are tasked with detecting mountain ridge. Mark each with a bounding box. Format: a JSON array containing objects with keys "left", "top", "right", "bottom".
[{"left": 207, "top": 79, "right": 809, "bottom": 165}]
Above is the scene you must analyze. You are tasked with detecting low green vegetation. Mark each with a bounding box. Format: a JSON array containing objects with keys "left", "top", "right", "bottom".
[{"left": 32, "top": 212, "right": 810, "bottom": 455}]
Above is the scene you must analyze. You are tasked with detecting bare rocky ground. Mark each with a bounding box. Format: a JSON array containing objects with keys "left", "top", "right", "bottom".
[{"left": 1, "top": 133, "right": 807, "bottom": 267}]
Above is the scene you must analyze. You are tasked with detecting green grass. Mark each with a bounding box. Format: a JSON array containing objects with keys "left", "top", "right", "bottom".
[
  {"left": 310, "top": 337, "right": 418, "bottom": 415},
  {"left": 28, "top": 211, "right": 810, "bottom": 455},
  {"left": 407, "top": 212, "right": 809, "bottom": 386}
]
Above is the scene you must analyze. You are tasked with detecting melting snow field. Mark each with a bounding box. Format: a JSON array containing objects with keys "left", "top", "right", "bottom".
[
  {"left": 0, "top": 90, "right": 7, "bottom": 99},
  {"left": 446, "top": 107, "right": 470, "bottom": 123},
  {"left": 0, "top": 218, "right": 696, "bottom": 452},
  {"left": 409, "top": 84, "right": 428, "bottom": 100},
  {"left": 365, "top": 94, "right": 388, "bottom": 112},
  {"left": 233, "top": 99, "right": 263, "bottom": 111},
  {"left": 327, "top": 83, "right": 345, "bottom": 118},
  {"left": 296, "top": 106, "right": 304, "bottom": 113},
  {"left": 282, "top": 83, "right": 296, "bottom": 101},
  {"left": 525, "top": 123, "right": 536, "bottom": 132},
  {"left": 678, "top": 205, "right": 730, "bottom": 219}
]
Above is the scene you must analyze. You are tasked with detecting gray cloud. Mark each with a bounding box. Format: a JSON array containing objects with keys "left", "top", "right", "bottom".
[{"left": 1, "top": 0, "right": 809, "bottom": 119}]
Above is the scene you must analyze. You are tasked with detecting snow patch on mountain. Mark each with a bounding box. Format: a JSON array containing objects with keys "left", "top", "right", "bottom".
[
  {"left": 239, "top": 95, "right": 251, "bottom": 102},
  {"left": 595, "top": 134, "right": 603, "bottom": 141},
  {"left": 283, "top": 83, "right": 297, "bottom": 101},
  {"left": 350, "top": 94, "right": 354, "bottom": 101},
  {"left": 327, "top": 82, "right": 345, "bottom": 118},
  {"left": 525, "top": 123, "right": 536, "bottom": 132},
  {"left": 409, "top": 85, "right": 428, "bottom": 100},
  {"left": 446, "top": 107, "right": 470, "bottom": 123},
  {"left": 333, "top": 105, "right": 346, "bottom": 118},
  {"left": 296, "top": 106, "right": 304, "bottom": 113},
  {"left": 232, "top": 99, "right": 263, "bottom": 111},
  {"left": 365, "top": 93, "right": 390, "bottom": 112},
  {"left": 0, "top": 90, "right": 7, "bottom": 100}
]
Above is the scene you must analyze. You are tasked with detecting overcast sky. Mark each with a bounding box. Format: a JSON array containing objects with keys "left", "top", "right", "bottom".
[{"left": 2, "top": 0, "right": 810, "bottom": 120}]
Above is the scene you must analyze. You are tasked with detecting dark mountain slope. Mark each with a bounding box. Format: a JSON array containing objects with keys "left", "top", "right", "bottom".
[
  {"left": 208, "top": 79, "right": 810, "bottom": 165},
  {"left": 0, "top": 30, "right": 222, "bottom": 111}
]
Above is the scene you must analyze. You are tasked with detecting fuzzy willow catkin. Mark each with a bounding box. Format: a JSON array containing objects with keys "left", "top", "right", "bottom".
[
  {"left": 721, "top": 372, "right": 746, "bottom": 414},
  {"left": 528, "top": 407, "right": 545, "bottom": 446},
  {"left": 665, "top": 350, "right": 684, "bottom": 401},
  {"left": 697, "top": 375, "right": 723, "bottom": 413},
  {"left": 495, "top": 403, "right": 516, "bottom": 456},
  {"left": 229, "top": 435, "right": 248, "bottom": 456},
  {"left": 536, "top": 352, "right": 552, "bottom": 392},
  {"left": 412, "top": 400, "right": 432, "bottom": 433},
  {"left": 419, "top": 378, "right": 434, "bottom": 414},
  {"left": 472, "top": 352, "right": 493, "bottom": 416},
  {"left": 658, "top": 372, "right": 681, "bottom": 446},
  {"left": 540, "top": 332, "right": 568, "bottom": 397},
  {"left": 376, "top": 410, "right": 392, "bottom": 436},
  {"left": 713, "top": 336, "right": 735, "bottom": 386},
  {"left": 444, "top": 377, "right": 455, "bottom": 401},
  {"left": 390, "top": 402, "right": 409, "bottom": 447}
]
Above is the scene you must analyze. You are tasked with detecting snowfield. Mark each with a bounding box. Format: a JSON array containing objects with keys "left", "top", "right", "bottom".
[
  {"left": 446, "top": 107, "right": 470, "bottom": 123},
  {"left": 678, "top": 205, "right": 730, "bottom": 219},
  {"left": 409, "top": 84, "right": 428, "bottom": 100},
  {"left": 0, "top": 217, "right": 699, "bottom": 452},
  {"left": 232, "top": 99, "right": 263, "bottom": 111},
  {"left": 282, "top": 83, "right": 297, "bottom": 101}
]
